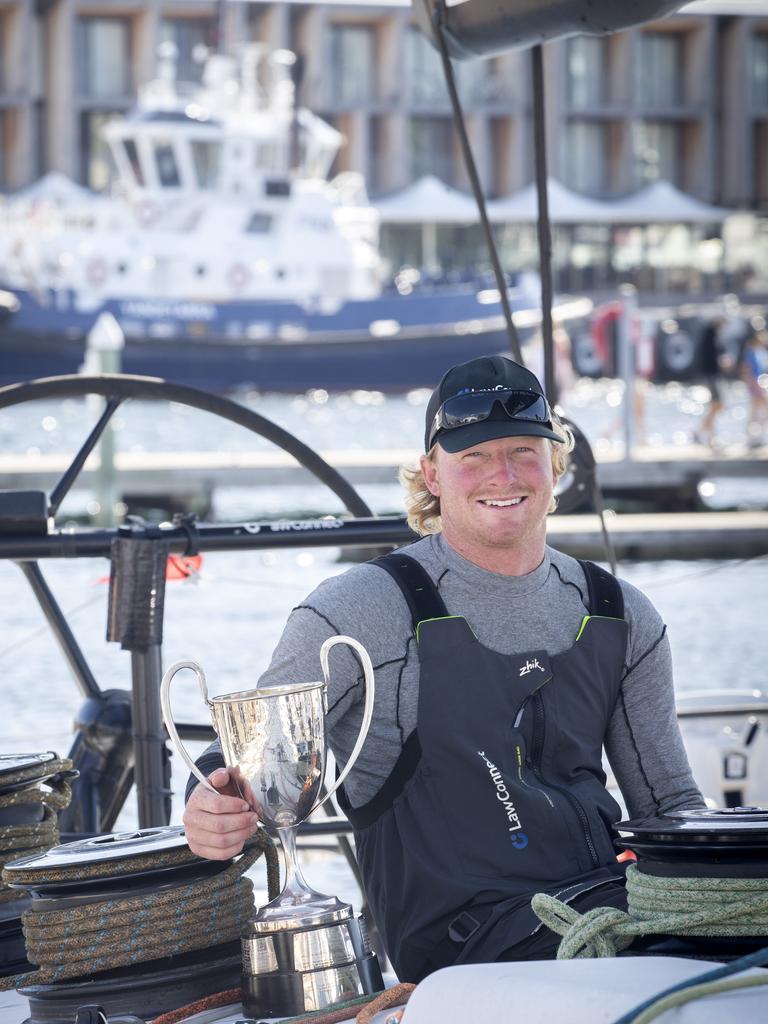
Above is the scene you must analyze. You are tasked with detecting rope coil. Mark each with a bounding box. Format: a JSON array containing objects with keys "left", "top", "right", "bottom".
[
  {"left": 532, "top": 862, "right": 768, "bottom": 961},
  {"left": 0, "top": 757, "right": 74, "bottom": 900},
  {"left": 0, "top": 831, "right": 280, "bottom": 992}
]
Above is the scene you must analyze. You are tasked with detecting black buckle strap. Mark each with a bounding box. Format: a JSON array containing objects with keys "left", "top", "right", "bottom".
[
  {"left": 447, "top": 909, "right": 487, "bottom": 944},
  {"left": 426, "top": 904, "right": 495, "bottom": 972}
]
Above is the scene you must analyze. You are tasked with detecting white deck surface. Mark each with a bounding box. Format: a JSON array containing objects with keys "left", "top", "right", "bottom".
[
  {"left": 403, "top": 958, "right": 768, "bottom": 1023},
  {"left": 4, "top": 957, "right": 767, "bottom": 1023}
]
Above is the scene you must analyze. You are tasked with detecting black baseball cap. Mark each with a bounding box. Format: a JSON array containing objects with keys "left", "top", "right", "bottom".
[{"left": 424, "top": 355, "right": 563, "bottom": 452}]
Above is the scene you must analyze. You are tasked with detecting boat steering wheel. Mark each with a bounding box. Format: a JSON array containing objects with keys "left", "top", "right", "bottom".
[
  {"left": 0, "top": 373, "right": 374, "bottom": 522},
  {"left": 0, "top": 373, "right": 379, "bottom": 835}
]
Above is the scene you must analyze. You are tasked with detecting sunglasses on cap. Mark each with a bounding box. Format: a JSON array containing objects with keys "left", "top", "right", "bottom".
[{"left": 427, "top": 388, "right": 553, "bottom": 450}]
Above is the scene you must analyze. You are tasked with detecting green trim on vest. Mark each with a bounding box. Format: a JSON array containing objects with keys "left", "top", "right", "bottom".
[
  {"left": 415, "top": 615, "right": 476, "bottom": 644},
  {"left": 575, "top": 614, "right": 626, "bottom": 642}
]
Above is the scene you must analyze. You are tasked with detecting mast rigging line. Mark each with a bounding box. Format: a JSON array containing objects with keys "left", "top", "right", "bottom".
[
  {"left": 531, "top": 44, "right": 557, "bottom": 406},
  {"left": 429, "top": 0, "right": 524, "bottom": 365}
]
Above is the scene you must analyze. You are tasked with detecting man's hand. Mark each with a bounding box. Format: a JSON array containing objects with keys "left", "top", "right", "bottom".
[{"left": 183, "top": 768, "right": 261, "bottom": 860}]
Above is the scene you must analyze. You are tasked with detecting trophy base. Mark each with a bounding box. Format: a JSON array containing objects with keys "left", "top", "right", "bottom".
[{"left": 241, "top": 905, "right": 384, "bottom": 1018}]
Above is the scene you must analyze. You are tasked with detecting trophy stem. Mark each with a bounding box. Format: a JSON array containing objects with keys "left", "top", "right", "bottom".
[{"left": 277, "top": 826, "right": 323, "bottom": 906}]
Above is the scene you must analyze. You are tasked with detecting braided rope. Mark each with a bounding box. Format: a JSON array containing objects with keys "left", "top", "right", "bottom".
[
  {"left": 0, "top": 757, "right": 72, "bottom": 791},
  {"left": 531, "top": 863, "right": 768, "bottom": 960},
  {"left": 5, "top": 840, "right": 204, "bottom": 886},
  {"left": 0, "top": 758, "right": 73, "bottom": 903},
  {"left": 0, "top": 830, "right": 280, "bottom": 992}
]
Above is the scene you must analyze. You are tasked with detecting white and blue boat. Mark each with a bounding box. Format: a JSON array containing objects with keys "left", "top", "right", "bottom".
[{"left": 0, "top": 45, "right": 588, "bottom": 393}]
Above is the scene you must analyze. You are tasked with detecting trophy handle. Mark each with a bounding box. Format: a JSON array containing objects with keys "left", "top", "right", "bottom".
[
  {"left": 160, "top": 659, "right": 218, "bottom": 795},
  {"left": 313, "top": 635, "right": 375, "bottom": 813}
]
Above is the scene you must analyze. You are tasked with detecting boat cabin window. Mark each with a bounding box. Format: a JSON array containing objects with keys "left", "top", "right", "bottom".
[
  {"left": 254, "top": 141, "right": 285, "bottom": 173},
  {"left": 191, "top": 140, "right": 220, "bottom": 189},
  {"left": 122, "top": 139, "right": 145, "bottom": 186},
  {"left": 153, "top": 139, "right": 181, "bottom": 187},
  {"left": 245, "top": 212, "right": 273, "bottom": 234},
  {"left": 295, "top": 135, "right": 336, "bottom": 182}
]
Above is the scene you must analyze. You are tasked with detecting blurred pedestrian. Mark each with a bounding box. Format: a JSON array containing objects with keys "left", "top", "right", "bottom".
[
  {"left": 739, "top": 326, "right": 768, "bottom": 448},
  {"left": 695, "top": 315, "right": 727, "bottom": 446},
  {"left": 527, "top": 322, "right": 577, "bottom": 412}
]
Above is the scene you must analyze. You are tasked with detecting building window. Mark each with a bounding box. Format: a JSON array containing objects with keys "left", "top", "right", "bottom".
[
  {"left": 409, "top": 116, "right": 453, "bottom": 181},
  {"left": 0, "top": 113, "right": 6, "bottom": 189},
  {"left": 30, "top": 17, "right": 45, "bottom": 100},
  {"left": 78, "top": 18, "right": 131, "bottom": 98},
  {"left": 159, "top": 19, "right": 217, "bottom": 84},
  {"left": 637, "top": 120, "right": 681, "bottom": 184},
  {"left": 328, "top": 24, "right": 375, "bottom": 106},
  {"left": 405, "top": 26, "right": 448, "bottom": 107},
  {"left": 755, "top": 123, "right": 768, "bottom": 203},
  {"left": 0, "top": 15, "right": 5, "bottom": 93},
  {"left": 122, "top": 139, "right": 145, "bottom": 186},
  {"left": 753, "top": 35, "right": 768, "bottom": 109},
  {"left": 33, "top": 101, "right": 46, "bottom": 179},
  {"left": 637, "top": 32, "right": 683, "bottom": 108},
  {"left": 80, "top": 111, "right": 121, "bottom": 188},
  {"left": 564, "top": 121, "right": 607, "bottom": 194},
  {"left": 404, "top": 26, "right": 484, "bottom": 108},
  {"left": 191, "top": 139, "right": 220, "bottom": 188},
  {"left": 246, "top": 212, "right": 273, "bottom": 233},
  {"left": 566, "top": 36, "right": 607, "bottom": 110},
  {"left": 153, "top": 139, "right": 181, "bottom": 187},
  {"left": 483, "top": 58, "right": 517, "bottom": 105}
]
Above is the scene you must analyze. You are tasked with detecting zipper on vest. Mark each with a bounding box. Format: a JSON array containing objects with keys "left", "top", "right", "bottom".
[{"left": 528, "top": 691, "right": 600, "bottom": 870}]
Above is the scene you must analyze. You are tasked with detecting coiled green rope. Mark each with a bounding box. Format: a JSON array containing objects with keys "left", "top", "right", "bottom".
[
  {"left": 532, "top": 863, "right": 768, "bottom": 1021},
  {"left": 0, "top": 831, "right": 280, "bottom": 992},
  {"left": 0, "top": 757, "right": 74, "bottom": 902},
  {"left": 532, "top": 862, "right": 768, "bottom": 960}
]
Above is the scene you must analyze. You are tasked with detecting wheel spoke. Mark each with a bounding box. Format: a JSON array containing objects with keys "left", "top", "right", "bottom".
[{"left": 48, "top": 395, "right": 123, "bottom": 518}]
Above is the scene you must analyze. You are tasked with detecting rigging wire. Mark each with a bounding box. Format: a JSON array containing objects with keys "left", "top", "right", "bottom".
[
  {"left": 429, "top": 0, "right": 523, "bottom": 364},
  {"left": 531, "top": 44, "right": 557, "bottom": 406},
  {"left": 629, "top": 551, "right": 768, "bottom": 591},
  {"left": 0, "top": 593, "right": 102, "bottom": 661}
]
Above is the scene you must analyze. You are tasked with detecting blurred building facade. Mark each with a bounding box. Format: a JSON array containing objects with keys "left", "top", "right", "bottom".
[{"left": 0, "top": 0, "right": 766, "bottom": 210}]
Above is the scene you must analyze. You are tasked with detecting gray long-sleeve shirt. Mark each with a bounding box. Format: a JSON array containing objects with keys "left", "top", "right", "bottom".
[{"left": 192, "top": 533, "right": 702, "bottom": 817}]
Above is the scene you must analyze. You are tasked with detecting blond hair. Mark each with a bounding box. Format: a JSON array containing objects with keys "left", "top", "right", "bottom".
[{"left": 400, "top": 415, "right": 575, "bottom": 535}]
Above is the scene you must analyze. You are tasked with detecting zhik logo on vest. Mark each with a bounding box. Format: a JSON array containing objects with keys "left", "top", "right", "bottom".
[
  {"left": 477, "top": 751, "right": 529, "bottom": 850},
  {"left": 519, "top": 658, "right": 544, "bottom": 677}
]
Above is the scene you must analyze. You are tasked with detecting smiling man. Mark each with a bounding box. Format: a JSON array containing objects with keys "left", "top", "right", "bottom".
[{"left": 183, "top": 355, "right": 703, "bottom": 983}]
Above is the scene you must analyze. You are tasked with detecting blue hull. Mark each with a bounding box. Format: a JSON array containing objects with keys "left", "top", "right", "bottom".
[{"left": 0, "top": 286, "right": 534, "bottom": 392}]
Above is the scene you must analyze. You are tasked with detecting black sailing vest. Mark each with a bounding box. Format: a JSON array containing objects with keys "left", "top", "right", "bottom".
[{"left": 338, "top": 552, "right": 630, "bottom": 983}]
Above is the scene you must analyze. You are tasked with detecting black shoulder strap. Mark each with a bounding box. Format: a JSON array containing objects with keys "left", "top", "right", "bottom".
[
  {"left": 371, "top": 552, "right": 449, "bottom": 629},
  {"left": 578, "top": 559, "right": 624, "bottom": 619}
]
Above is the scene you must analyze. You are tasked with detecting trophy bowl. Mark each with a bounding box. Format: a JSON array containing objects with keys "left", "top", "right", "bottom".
[{"left": 161, "top": 635, "right": 384, "bottom": 1017}]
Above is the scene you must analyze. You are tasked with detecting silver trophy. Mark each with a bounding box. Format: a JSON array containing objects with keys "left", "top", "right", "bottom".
[{"left": 160, "top": 636, "right": 383, "bottom": 1018}]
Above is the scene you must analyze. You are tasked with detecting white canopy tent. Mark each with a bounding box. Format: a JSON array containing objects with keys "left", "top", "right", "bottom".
[
  {"left": 488, "top": 177, "right": 730, "bottom": 226},
  {"left": 600, "top": 180, "right": 731, "bottom": 224},
  {"left": 11, "top": 171, "right": 92, "bottom": 205},
  {"left": 374, "top": 175, "right": 479, "bottom": 270},
  {"left": 487, "top": 177, "right": 612, "bottom": 224},
  {"left": 375, "top": 175, "right": 733, "bottom": 285},
  {"left": 375, "top": 174, "right": 478, "bottom": 224}
]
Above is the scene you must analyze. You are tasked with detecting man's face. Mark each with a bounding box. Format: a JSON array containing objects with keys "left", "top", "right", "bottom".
[{"left": 420, "top": 434, "right": 556, "bottom": 572}]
